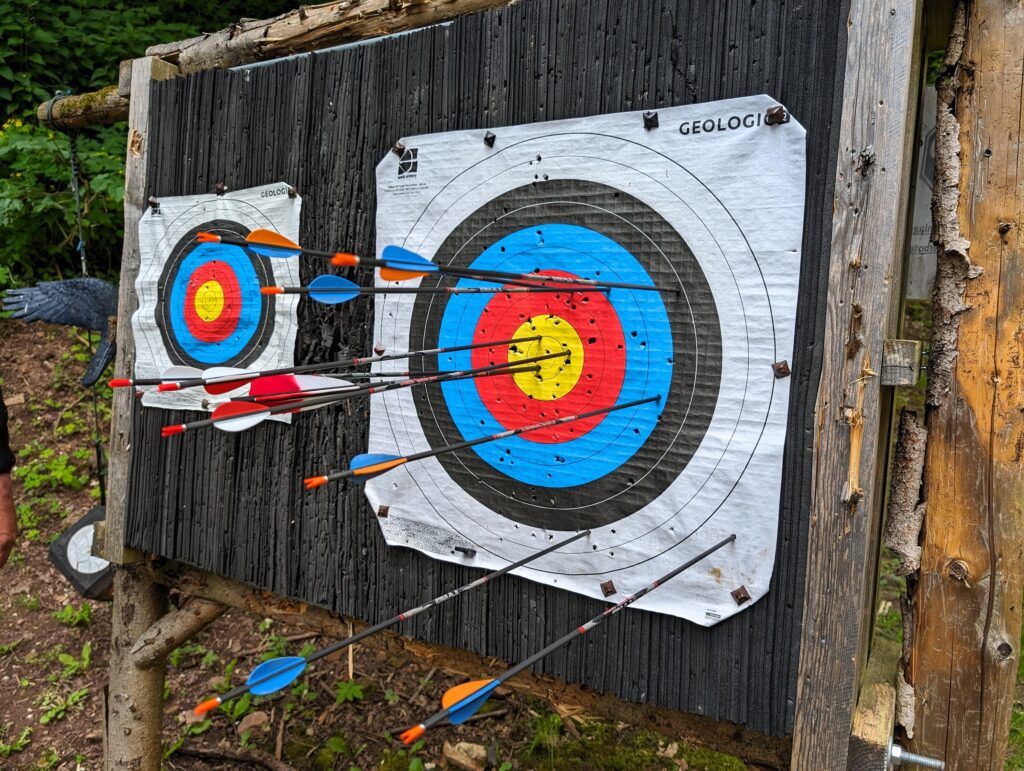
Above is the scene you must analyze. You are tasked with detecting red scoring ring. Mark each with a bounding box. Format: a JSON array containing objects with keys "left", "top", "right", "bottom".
[
  {"left": 183, "top": 260, "right": 242, "bottom": 344},
  {"left": 470, "top": 271, "right": 626, "bottom": 443}
]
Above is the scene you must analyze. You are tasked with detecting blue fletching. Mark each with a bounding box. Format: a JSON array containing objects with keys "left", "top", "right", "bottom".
[
  {"left": 249, "top": 244, "right": 302, "bottom": 259},
  {"left": 246, "top": 656, "right": 307, "bottom": 695},
  {"left": 309, "top": 274, "right": 360, "bottom": 305},
  {"left": 448, "top": 680, "right": 501, "bottom": 724},
  {"left": 381, "top": 245, "right": 438, "bottom": 272},
  {"left": 350, "top": 453, "right": 402, "bottom": 470}
]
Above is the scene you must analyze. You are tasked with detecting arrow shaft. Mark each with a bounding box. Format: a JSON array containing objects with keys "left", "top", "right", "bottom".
[
  {"left": 279, "top": 285, "right": 606, "bottom": 296},
  {"left": 421, "top": 533, "right": 737, "bottom": 734},
  {"left": 220, "top": 530, "right": 592, "bottom": 701},
  {"left": 163, "top": 336, "right": 543, "bottom": 391}
]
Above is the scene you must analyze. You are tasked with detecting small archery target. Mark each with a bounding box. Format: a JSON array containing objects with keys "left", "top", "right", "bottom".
[
  {"left": 158, "top": 220, "right": 274, "bottom": 368},
  {"left": 133, "top": 183, "right": 302, "bottom": 413},
  {"left": 371, "top": 98, "right": 806, "bottom": 624}
]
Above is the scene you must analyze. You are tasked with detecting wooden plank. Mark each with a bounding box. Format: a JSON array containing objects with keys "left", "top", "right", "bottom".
[
  {"left": 98, "top": 57, "right": 178, "bottom": 565},
  {"left": 790, "top": 1, "right": 923, "bottom": 767},
  {"left": 908, "top": 1, "right": 1024, "bottom": 767}
]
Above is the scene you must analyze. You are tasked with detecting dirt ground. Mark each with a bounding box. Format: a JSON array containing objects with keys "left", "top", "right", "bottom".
[{"left": 0, "top": 319, "right": 755, "bottom": 771}]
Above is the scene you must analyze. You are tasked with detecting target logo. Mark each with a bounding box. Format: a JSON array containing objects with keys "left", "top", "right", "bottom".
[{"left": 397, "top": 147, "right": 419, "bottom": 178}]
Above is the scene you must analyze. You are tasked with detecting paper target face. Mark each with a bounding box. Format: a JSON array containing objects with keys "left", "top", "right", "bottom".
[
  {"left": 133, "top": 183, "right": 302, "bottom": 412},
  {"left": 371, "top": 96, "right": 806, "bottom": 624}
]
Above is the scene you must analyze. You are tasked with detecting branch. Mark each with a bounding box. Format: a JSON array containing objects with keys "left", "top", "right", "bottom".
[{"left": 130, "top": 597, "right": 227, "bottom": 669}]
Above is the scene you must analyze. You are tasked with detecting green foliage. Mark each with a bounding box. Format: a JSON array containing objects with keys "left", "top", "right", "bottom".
[
  {"left": 259, "top": 634, "right": 290, "bottom": 662},
  {"left": 1008, "top": 707, "right": 1024, "bottom": 770},
  {"left": 56, "top": 642, "right": 91, "bottom": 679},
  {"left": 168, "top": 641, "right": 217, "bottom": 668},
  {"left": 0, "top": 724, "right": 32, "bottom": 758},
  {"left": 14, "top": 442, "right": 91, "bottom": 491},
  {"left": 0, "top": 120, "right": 125, "bottom": 289},
  {"left": 38, "top": 686, "right": 88, "bottom": 724},
  {"left": 0, "top": 640, "right": 20, "bottom": 656},
  {"left": 53, "top": 601, "right": 92, "bottom": 628},
  {"left": 334, "top": 678, "right": 364, "bottom": 705}
]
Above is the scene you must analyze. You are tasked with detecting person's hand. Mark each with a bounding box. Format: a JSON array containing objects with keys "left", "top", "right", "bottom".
[{"left": 0, "top": 473, "right": 15, "bottom": 568}]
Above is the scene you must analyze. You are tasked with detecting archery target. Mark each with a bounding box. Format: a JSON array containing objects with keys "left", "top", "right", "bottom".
[
  {"left": 370, "top": 96, "right": 806, "bottom": 624},
  {"left": 133, "top": 183, "right": 302, "bottom": 413}
]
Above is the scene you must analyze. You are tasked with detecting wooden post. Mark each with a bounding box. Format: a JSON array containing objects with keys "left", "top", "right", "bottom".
[
  {"left": 908, "top": 1, "right": 1024, "bottom": 767},
  {"left": 790, "top": 1, "right": 922, "bottom": 767},
  {"left": 102, "top": 56, "right": 179, "bottom": 771}
]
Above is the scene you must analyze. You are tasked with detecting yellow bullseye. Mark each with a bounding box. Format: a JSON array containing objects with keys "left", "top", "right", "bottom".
[
  {"left": 509, "top": 315, "right": 584, "bottom": 400},
  {"left": 194, "top": 280, "right": 225, "bottom": 323}
]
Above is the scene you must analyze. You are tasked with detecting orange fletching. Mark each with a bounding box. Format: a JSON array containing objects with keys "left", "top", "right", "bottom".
[
  {"left": 400, "top": 725, "right": 425, "bottom": 745},
  {"left": 247, "top": 228, "right": 301, "bottom": 251},
  {"left": 194, "top": 697, "right": 221, "bottom": 716},
  {"left": 354, "top": 457, "right": 407, "bottom": 477},
  {"left": 331, "top": 252, "right": 359, "bottom": 267},
  {"left": 380, "top": 266, "right": 431, "bottom": 281},
  {"left": 441, "top": 679, "right": 494, "bottom": 709}
]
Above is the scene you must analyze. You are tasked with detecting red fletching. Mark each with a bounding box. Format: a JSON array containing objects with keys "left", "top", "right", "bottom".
[{"left": 211, "top": 401, "right": 269, "bottom": 421}]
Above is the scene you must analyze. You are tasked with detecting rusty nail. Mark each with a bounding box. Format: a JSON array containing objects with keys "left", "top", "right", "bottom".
[
  {"left": 287, "top": 186, "right": 298, "bottom": 199},
  {"left": 483, "top": 131, "right": 497, "bottom": 148},
  {"left": 765, "top": 106, "right": 789, "bottom": 126},
  {"left": 377, "top": 505, "right": 389, "bottom": 518},
  {"left": 731, "top": 585, "right": 752, "bottom": 605},
  {"left": 391, "top": 141, "right": 406, "bottom": 156},
  {"left": 454, "top": 545, "right": 477, "bottom": 558},
  {"left": 643, "top": 111, "right": 659, "bottom": 130},
  {"left": 772, "top": 360, "right": 791, "bottom": 378},
  {"left": 214, "top": 181, "right": 226, "bottom": 196},
  {"left": 600, "top": 580, "right": 617, "bottom": 597}
]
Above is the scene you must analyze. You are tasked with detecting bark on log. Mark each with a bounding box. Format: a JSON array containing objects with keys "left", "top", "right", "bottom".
[
  {"left": 883, "top": 409, "right": 927, "bottom": 575},
  {"left": 35, "top": 87, "right": 129, "bottom": 130},
  {"left": 148, "top": 0, "right": 521, "bottom": 75}
]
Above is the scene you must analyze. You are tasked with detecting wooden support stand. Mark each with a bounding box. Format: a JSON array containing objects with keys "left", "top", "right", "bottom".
[
  {"left": 790, "top": 1, "right": 922, "bottom": 768},
  {"left": 907, "top": 1, "right": 1024, "bottom": 767}
]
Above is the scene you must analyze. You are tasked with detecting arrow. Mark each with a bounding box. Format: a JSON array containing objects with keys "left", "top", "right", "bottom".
[
  {"left": 161, "top": 353, "right": 568, "bottom": 436},
  {"left": 305, "top": 394, "right": 661, "bottom": 489},
  {"left": 117, "top": 336, "right": 542, "bottom": 393},
  {"left": 192, "top": 529, "right": 592, "bottom": 716},
  {"left": 197, "top": 230, "right": 672, "bottom": 292},
  {"left": 260, "top": 275, "right": 607, "bottom": 306},
  {"left": 399, "top": 533, "right": 737, "bottom": 744}
]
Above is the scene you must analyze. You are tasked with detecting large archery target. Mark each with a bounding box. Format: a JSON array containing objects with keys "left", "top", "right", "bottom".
[
  {"left": 370, "top": 97, "right": 806, "bottom": 624},
  {"left": 133, "top": 184, "right": 302, "bottom": 413},
  {"left": 406, "top": 182, "right": 721, "bottom": 529}
]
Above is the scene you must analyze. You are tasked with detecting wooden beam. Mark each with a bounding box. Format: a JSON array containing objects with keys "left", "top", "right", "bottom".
[
  {"left": 35, "top": 0, "right": 520, "bottom": 129},
  {"left": 35, "top": 86, "right": 129, "bottom": 130},
  {"left": 147, "top": 0, "right": 521, "bottom": 75},
  {"left": 908, "top": 0, "right": 1024, "bottom": 766},
  {"left": 790, "top": 1, "right": 923, "bottom": 767},
  {"left": 99, "top": 56, "right": 178, "bottom": 566}
]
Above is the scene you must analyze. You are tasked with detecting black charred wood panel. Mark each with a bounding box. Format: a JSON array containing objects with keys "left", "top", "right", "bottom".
[{"left": 126, "top": 0, "right": 848, "bottom": 735}]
